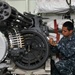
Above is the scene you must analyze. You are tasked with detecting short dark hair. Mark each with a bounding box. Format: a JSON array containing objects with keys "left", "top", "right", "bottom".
[{"left": 63, "top": 21, "right": 74, "bottom": 31}]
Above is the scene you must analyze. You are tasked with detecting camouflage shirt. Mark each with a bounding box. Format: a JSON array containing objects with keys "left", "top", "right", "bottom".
[{"left": 54, "top": 33, "right": 75, "bottom": 75}]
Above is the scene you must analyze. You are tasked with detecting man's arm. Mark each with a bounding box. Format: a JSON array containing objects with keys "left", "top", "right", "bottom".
[{"left": 49, "top": 37, "right": 75, "bottom": 58}]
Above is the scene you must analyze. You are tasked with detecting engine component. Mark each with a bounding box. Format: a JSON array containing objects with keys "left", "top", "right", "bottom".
[
  {"left": 0, "top": 1, "right": 11, "bottom": 21},
  {"left": 7, "top": 28, "right": 49, "bottom": 70},
  {"left": 0, "top": 1, "right": 33, "bottom": 28},
  {"left": 8, "top": 28, "right": 24, "bottom": 49},
  {"left": 14, "top": 29, "right": 49, "bottom": 70},
  {"left": 0, "top": 1, "right": 50, "bottom": 70},
  {"left": 0, "top": 32, "right": 8, "bottom": 63},
  {"left": 7, "top": 28, "right": 25, "bottom": 57}
]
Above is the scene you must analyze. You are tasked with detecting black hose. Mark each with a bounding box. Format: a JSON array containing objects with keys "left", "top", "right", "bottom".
[{"left": 66, "top": 0, "right": 71, "bottom": 7}]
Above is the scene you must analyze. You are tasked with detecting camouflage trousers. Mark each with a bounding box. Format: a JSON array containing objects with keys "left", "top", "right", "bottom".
[{"left": 55, "top": 58, "right": 75, "bottom": 75}]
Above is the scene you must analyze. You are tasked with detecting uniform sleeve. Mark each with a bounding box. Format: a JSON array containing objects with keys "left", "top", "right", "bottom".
[
  {"left": 50, "top": 45, "right": 59, "bottom": 53},
  {"left": 57, "top": 39, "right": 75, "bottom": 58}
]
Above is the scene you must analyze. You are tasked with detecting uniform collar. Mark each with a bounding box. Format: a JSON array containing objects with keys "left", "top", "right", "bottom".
[
  {"left": 68, "top": 33, "right": 74, "bottom": 40},
  {"left": 64, "top": 33, "right": 74, "bottom": 41}
]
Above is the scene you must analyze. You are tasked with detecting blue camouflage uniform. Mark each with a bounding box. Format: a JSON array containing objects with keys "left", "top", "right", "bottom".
[{"left": 52, "top": 33, "right": 75, "bottom": 75}]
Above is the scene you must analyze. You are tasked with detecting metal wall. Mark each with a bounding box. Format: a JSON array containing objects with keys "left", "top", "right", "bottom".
[{"left": 5, "top": 0, "right": 36, "bottom": 13}]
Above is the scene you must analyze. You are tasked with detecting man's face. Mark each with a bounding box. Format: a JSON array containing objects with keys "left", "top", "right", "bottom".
[{"left": 62, "top": 26, "right": 73, "bottom": 37}]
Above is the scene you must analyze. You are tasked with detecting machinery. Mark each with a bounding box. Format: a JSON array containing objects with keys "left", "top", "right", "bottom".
[{"left": 0, "top": 1, "right": 50, "bottom": 74}]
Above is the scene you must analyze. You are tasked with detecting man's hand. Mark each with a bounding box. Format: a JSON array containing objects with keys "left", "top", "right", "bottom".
[{"left": 49, "top": 38, "right": 57, "bottom": 46}]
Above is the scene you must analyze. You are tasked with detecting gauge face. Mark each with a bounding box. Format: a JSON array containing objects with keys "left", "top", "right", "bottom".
[{"left": 0, "top": 32, "right": 8, "bottom": 62}]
